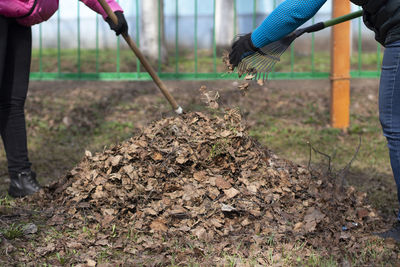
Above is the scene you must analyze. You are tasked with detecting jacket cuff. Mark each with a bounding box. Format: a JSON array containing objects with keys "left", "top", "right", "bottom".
[
  {"left": 99, "top": 0, "right": 124, "bottom": 20},
  {"left": 81, "top": 0, "right": 123, "bottom": 20},
  {"left": 99, "top": 1, "right": 123, "bottom": 20}
]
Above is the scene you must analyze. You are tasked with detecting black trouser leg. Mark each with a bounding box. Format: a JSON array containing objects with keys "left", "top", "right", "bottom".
[{"left": 0, "top": 16, "right": 32, "bottom": 175}]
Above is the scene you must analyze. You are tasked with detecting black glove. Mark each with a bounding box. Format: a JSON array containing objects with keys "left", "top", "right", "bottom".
[
  {"left": 229, "top": 33, "right": 259, "bottom": 68},
  {"left": 106, "top": 11, "right": 128, "bottom": 36}
]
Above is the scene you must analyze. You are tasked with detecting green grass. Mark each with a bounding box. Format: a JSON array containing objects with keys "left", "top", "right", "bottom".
[
  {"left": 1, "top": 223, "right": 24, "bottom": 240},
  {"left": 31, "top": 49, "right": 383, "bottom": 75},
  {"left": 0, "top": 195, "right": 14, "bottom": 207}
]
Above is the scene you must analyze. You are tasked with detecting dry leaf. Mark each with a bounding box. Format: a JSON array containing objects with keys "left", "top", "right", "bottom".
[
  {"left": 192, "top": 227, "right": 207, "bottom": 240},
  {"left": 85, "top": 150, "right": 92, "bottom": 157},
  {"left": 357, "top": 208, "right": 370, "bottom": 219},
  {"left": 36, "top": 243, "right": 56, "bottom": 256},
  {"left": 176, "top": 155, "right": 188, "bottom": 164},
  {"left": 238, "top": 83, "right": 250, "bottom": 96},
  {"left": 152, "top": 152, "right": 163, "bottom": 161},
  {"left": 220, "top": 130, "right": 232, "bottom": 138},
  {"left": 111, "top": 155, "right": 122, "bottom": 166},
  {"left": 150, "top": 219, "right": 168, "bottom": 232},
  {"left": 215, "top": 177, "right": 232, "bottom": 190},
  {"left": 303, "top": 208, "right": 325, "bottom": 233},
  {"left": 86, "top": 259, "right": 97, "bottom": 267},
  {"left": 223, "top": 187, "right": 239, "bottom": 199}
]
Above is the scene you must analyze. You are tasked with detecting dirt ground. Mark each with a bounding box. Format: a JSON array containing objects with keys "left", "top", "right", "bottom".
[
  {"left": 2, "top": 78, "right": 399, "bottom": 265},
  {"left": 1, "top": 78, "right": 393, "bottom": 215}
]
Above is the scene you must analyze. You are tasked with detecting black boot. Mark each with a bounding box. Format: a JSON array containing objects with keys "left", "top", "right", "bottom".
[
  {"left": 375, "top": 221, "right": 400, "bottom": 242},
  {"left": 8, "top": 171, "right": 41, "bottom": 198}
]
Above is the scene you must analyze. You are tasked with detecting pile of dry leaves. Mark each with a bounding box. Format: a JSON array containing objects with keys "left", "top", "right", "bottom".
[{"left": 28, "top": 110, "right": 382, "bottom": 263}]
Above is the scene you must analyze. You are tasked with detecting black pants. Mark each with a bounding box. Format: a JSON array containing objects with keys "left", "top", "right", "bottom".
[{"left": 0, "top": 16, "right": 32, "bottom": 175}]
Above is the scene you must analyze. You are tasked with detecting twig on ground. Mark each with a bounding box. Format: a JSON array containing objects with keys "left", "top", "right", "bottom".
[
  {"left": 307, "top": 137, "right": 362, "bottom": 192},
  {"left": 307, "top": 141, "right": 312, "bottom": 171},
  {"left": 307, "top": 142, "right": 333, "bottom": 176},
  {"left": 338, "top": 136, "right": 362, "bottom": 190}
]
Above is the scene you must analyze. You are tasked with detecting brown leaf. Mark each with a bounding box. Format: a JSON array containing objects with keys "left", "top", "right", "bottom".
[
  {"left": 303, "top": 207, "right": 325, "bottom": 233},
  {"left": 224, "top": 187, "right": 239, "bottom": 199},
  {"left": 193, "top": 171, "right": 207, "bottom": 182},
  {"left": 95, "top": 239, "right": 109, "bottom": 246},
  {"left": 215, "top": 177, "right": 232, "bottom": 190},
  {"left": 36, "top": 243, "right": 56, "bottom": 256},
  {"left": 101, "top": 215, "right": 115, "bottom": 227},
  {"left": 48, "top": 215, "right": 65, "bottom": 226},
  {"left": 111, "top": 155, "right": 123, "bottom": 166},
  {"left": 152, "top": 152, "right": 163, "bottom": 161},
  {"left": 85, "top": 150, "right": 92, "bottom": 158},
  {"left": 220, "top": 130, "right": 232, "bottom": 138},
  {"left": 67, "top": 241, "right": 83, "bottom": 249},
  {"left": 245, "top": 74, "right": 255, "bottom": 80},
  {"left": 93, "top": 186, "right": 108, "bottom": 199},
  {"left": 247, "top": 182, "right": 261, "bottom": 194},
  {"left": 293, "top": 222, "right": 303, "bottom": 232},
  {"left": 176, "top": 155, "right": 188, "bottom": 164},
  {"left": 191, "top": 227, "right": 207, "bottom": 240},
  {"left": 150, "top": 219, "right": 168, "bottom": 232},
  {"left": 86, "top": 259, "right": 97, "bottom": 267},
  {"left": 238, "top": 83, "right": 250, "bottom": 96},
  {"left": 143, "top": 208, "right": 158, "bottom": 216},
  {"left": 357, "top": 208, "right": 370, "bottom": 219},
  {"left": 241, "top": 218, "right": 251, "bottom": 226}
]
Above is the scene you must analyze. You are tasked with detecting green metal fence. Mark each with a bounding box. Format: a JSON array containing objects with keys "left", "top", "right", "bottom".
[{"left": 30, "top": 1, "right": 382, "bottom": 81}]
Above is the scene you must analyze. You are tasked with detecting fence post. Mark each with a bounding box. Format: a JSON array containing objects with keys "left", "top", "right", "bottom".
[{"left": 331, "top": 0, "right": 351, "bottom": 129}]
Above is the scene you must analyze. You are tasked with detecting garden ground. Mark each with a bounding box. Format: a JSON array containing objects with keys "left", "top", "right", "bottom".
[{"left": 1, "top": 78, "right": 399, "bottom": 266}]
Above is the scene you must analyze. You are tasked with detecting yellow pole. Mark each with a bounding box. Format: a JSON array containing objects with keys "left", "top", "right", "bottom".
[{"left": 331, "top": 0, "right": 351, "bottom": 129}]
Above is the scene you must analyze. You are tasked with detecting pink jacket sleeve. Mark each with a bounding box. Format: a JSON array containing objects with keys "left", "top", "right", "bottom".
[{"left": 80, "top": 0, "right": 123, "bottom": 20}]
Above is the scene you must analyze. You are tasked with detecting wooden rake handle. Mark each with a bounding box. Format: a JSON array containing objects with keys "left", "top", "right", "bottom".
[{"left": 97, "top": 0, "right": 183, "bottom": 114}]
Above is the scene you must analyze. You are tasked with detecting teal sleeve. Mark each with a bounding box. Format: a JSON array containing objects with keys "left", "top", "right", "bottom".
[{"left": 251, "top": 0, "right": 327, "bottom": 48}]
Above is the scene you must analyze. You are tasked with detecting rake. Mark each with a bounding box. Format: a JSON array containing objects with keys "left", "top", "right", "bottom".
[
  {"left": 97, "top": 0, "right": 183, "bottom": 114},
  {"left": 237, "top": 10, "right": 363, "bottom": 80}
]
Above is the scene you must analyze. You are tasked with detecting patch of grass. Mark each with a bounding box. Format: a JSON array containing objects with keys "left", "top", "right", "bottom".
[
  {"left": 1, "top": 223, "right": 23, "bottom": 240},
  {"left": 97, "top": 249, "right": 111, "bottom": 264},
  {"left": 0, "top": 195, "right": 14, "bottom": 207},
  {"left": 31, "top": 49, "right": 382, "bottom": 74},
  {"left": 92, "top": 121, "right": 135, "bottom": 142},
  {"left": 56, "top": 252, "right": 67, "bottom": 266}
]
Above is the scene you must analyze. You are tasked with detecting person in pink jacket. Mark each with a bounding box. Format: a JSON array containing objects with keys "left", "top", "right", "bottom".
[{"left": 0, "top": 0, "right": 128, "bottom": 198}]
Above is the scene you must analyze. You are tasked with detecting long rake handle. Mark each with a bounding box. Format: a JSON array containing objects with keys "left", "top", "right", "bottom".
[
  {"left": 301, "top": 10, "right": 363, "bottom": 34},
  {"left": 324, "top": 9, "right": 363, "bottom": 27},
  {"left": 97, "top": 0, "right": 183, "bottom": 114}
]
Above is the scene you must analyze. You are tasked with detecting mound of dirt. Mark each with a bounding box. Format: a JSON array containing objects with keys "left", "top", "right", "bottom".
[{"left": 33, "top": 111, "right": 380, "bottom": 262}]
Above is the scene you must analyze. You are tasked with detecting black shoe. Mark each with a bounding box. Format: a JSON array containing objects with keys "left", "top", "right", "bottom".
[
  {"left": 375, "top": 221, "right": 400, "bottom": 242},
  {"left": 8, "top": 171, "right": 41, "bottom": 198}
]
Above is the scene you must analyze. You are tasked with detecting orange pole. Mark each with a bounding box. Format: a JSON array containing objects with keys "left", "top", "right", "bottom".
[{"left": 331, "top": 0, "right": 351, "bottom": 129}]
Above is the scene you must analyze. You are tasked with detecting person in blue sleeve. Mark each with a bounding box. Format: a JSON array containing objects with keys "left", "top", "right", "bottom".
[{"left": 229, "top": 0, "right": 400, "bottom": 241}]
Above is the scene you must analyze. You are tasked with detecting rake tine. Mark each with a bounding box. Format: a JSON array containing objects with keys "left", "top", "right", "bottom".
[
  {"left": 253, "top": 59, "right": 270, "bottom": 73},
  {"left": 255, "top": 54, "right": 275, "bottom": 72}
]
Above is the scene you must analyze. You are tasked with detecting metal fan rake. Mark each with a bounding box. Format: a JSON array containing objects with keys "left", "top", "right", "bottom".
[{"left": 237, "top": 10, "right": 363, "bottom": 80}]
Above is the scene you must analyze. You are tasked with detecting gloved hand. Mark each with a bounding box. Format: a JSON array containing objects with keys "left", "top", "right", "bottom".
[
  {"left": 106, "top": 11, "right": 128, "bottom": 36},
  {"left": 229, "top": 33, "right": 259, "bottom": 68}
]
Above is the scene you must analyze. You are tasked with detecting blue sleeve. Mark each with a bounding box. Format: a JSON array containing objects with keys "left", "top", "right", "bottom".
[{"left": 251, "top": 0, "right": 328, "bottom": 48}]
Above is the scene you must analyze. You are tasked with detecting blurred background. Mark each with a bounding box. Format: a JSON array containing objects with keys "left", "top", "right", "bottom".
[{"left": 30, "top": 0, "right": 380, "bottom": 79}]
